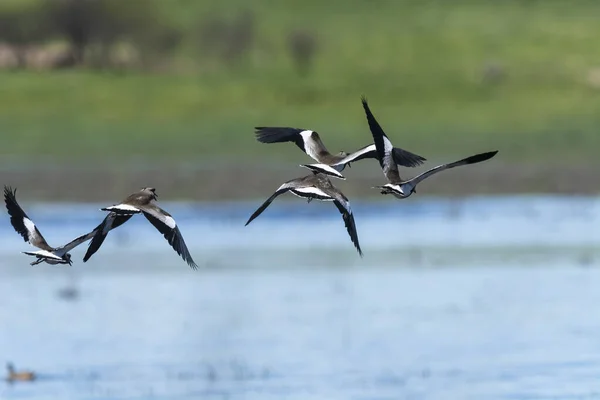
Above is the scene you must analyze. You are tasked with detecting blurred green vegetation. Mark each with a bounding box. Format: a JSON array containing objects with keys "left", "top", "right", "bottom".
[{"left": 1, "top": 0, "right": 600, "bottom": 163}]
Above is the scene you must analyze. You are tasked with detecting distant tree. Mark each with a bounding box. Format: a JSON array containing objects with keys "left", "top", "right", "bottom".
[
  {"left": 41, "top": 0, "right": 180, "bottom": 68},
  {"left": 287, "top": 29, "right": 318, "bottom": 77},
  {"left": 0, "top": 6, "right": 50, "bottom": 68},
  {"left": 196, "top": 10, "right": 256, "bottom": 67}
]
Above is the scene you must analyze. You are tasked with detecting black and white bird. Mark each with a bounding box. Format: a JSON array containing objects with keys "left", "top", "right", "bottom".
[
  {"left": 254, "top": 126, "right": 425, "bottom": 179},
  {"left": 361, "top": 96, "right": 498, "bottom": 199},
  {"left": 245, "top": 172, "right": 362, "bottom": 256},
  {"left": 4, "top": 186, "right": 96, "bottom": 266},
  {"left": 83, "top": 188, "right": 197, "bottom": 269}
]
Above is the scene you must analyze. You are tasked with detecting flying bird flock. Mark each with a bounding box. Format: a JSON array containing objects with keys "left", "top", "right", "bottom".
[
  {"left": 4, "top": 97, "right": 497, "bottom": 266},
  {"left": 247, "top": 97, "right": 497, "bottom": 256},
  {"left": 4, "top": 186, "right": 198, "bottom": 269}
]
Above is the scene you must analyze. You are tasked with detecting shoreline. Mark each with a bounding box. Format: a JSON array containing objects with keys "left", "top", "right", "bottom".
[{"left": 1, "top": 161, "right": 597, "bottom": 201}]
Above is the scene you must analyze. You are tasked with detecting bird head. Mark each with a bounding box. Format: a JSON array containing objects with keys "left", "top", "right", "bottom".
[
  {"left": 141, "top": 187, "right": 158, "bottom": 200},
  {"left": 337, "top": 151, "right": 351, "bottom": 167}
]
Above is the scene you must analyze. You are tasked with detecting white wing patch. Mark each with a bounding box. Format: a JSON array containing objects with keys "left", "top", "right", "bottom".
[
  {"left": 277, "top": 182, "right": 292, "bottom": 191},
  {"left": 23, "top": 217, "right": 36, "bottom": 240},
  {"left": 294, "top": 186, "right": 333, "bottom": 199},
  {"left": 299, "top": 130, "right": 314, "bottom": 141},
  {"left": 334, "top": 144, "right": 376, "bottom": 166},
  {"left": 382, "top": 136, "right": 394, "bottom": 154},
  {"left": 104, "top": 204, "right": 140, "bottom": 213},
  {"left": 386, "top": 183, "right": 404, "bottom": 194},
  {"left": 23, "top": 250, "right": 62, "bottom": 260},
  {"left": 163, "top": 215, "right": 177, "bottom": 229},
  {"left": 300, "top": 164, "right": 346, "bottom": 179},
  {"left": 299, "top": 130, "right": 321, "bottom": 161}
]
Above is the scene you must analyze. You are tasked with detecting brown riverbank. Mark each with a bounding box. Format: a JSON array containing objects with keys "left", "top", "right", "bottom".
[{"left": 0, "top": 160, "right": 597, "bottom": 202}]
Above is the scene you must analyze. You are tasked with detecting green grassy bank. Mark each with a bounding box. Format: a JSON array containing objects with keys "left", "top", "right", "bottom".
[{"left": 1, "top": 0, "right": 600, "bottom": 167}]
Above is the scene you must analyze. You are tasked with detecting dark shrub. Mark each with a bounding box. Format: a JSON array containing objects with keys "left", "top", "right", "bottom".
[
  {"left": 287, "top": 29, "right": 317, "bottom": 77},
  {"left": 41, "top": 0, "right": 180, "bottom": 68},
  {"left": 196, "top": 10, "right": 256, "bottom": 66}
]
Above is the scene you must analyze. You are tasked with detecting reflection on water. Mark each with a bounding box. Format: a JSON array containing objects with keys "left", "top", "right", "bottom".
[{"left": 0, "top": 196, "right": 599, "bottom": 399}]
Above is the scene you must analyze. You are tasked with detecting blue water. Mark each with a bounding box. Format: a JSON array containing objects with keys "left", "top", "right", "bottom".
[{"left": 1, "top": 196, "right": 599, "bottom": 400}]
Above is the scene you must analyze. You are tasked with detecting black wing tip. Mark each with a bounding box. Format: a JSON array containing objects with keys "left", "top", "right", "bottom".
[
  {"left": 3, "top": 185, "right": 16, "bottom": 202},
  {"left": 82, "top": 246, "right": 95, "bottom": 262},
  {"left": 392, "top": 148, "right": 428, "bottom": 168},
  {"left": 178, "top": 244, "right": 198, "bottom": 270},
  {"left": 353, "top": 237, "right": 364, "bottom": 257},
  {"left": 254, "top": 126, "right": 309, "bottom": 143},
  {"left": 254, "top": 127, "right": 303, "bottom": 143},
  {"left": 244, "top": 190, "right": 285, "bottom": 227},
  {"left": 353, "top": 232, "right": 363, "bottom": 257},
  {"left": 360, "top": 95, "right": 372, "bottom": 113},
  {"left": 467, "top": 150, "right": 498, "bottom": 164},
  {"left": 245, "top": 213, "right": 258, "bottom": 226},
  {"left": 254, "top": 126, "right": 270, "bottom": 136},
  {"left": 338, "top": 204, "right": 363, "bottom": 258},
  {"left": 4, "top": 186, "right": 21, "bottom": 215}
]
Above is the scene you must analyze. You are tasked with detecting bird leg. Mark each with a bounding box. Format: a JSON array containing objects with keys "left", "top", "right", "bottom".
[
  {"left": 30, "top": 258, "right": 43, "bottom": 266},
  {"left": 307, "top": 198, "right": 313, "bottom": 204}
]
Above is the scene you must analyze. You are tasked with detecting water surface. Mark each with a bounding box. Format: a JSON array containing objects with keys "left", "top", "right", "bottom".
[{"left": 0, "top": 196, "right": 599, "bottom": 399}]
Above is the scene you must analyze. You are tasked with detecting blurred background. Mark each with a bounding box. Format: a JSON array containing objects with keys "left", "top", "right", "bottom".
[
  {"left": 1, "top": 1, "right": 600, "bottom": 399},
  {"left": 0, "top": 0, "right": 598, "bottom": 199}
]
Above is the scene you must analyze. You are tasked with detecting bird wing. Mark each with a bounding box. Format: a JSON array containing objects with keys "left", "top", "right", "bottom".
[
  {"left": 332, "top": 144, "right": 378, "bottom": 165},
  {"left": 245, "top": 184, "right": 293, "bottom": 226},
  {"left": 254, "top": 127, "right": 308, "bottom": 153},
  {"left": 137, "top": 204, "right": 198, "bottom": 270},
  {"left": 3, "top": 186, "right": 53, "bottom": 251},
  {"left": 404, "top": 151, "right": 499, "bottom": 190},
  {"left": 101, "top": 204, "right": 141, "bottom": 214},
  {"left": 55, "top": 230, "right": 98, "bottom": 256},
  {"left": 331, "top": 192, "right": 363, "bottom": 257},
  {"left": 83, "top": 213, "right": 133, "bottom": 262},
  {"left": 360, "top": 96, "right": 402, "bottom": 183},
  {"left": 392, "top": 147, "right": 427, "bottom": 168},
  {"left": 254, "top": 127, "right": 330, "bottom": 162},
  {"left": 334, "top": 144, "right": 426, "bottom": 168},
  {"left": 300, "top": 164, "right": 346, "bottom": 180}
]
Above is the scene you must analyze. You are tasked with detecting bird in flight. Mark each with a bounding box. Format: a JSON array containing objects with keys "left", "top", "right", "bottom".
[
  {"left": 361, "top": 96, "right": 498, "bottom": 199},
  {"left": 4, "top": 186, "right": 96, "bottom": 266},
  {"left": 245, "top": 172, "right": 362, "bottom": 257},
  {"left": 84, "top": 187, "right": 197, "bottom": 269},
  {"left": 254, "top": 126, "right": 426, "bottom": 179}
]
